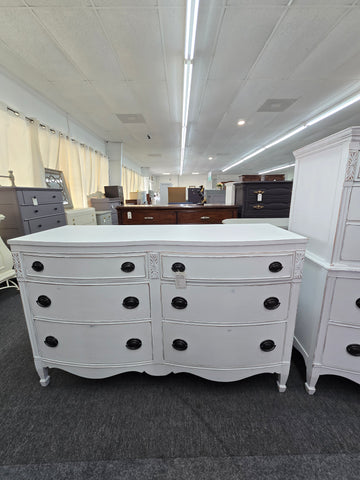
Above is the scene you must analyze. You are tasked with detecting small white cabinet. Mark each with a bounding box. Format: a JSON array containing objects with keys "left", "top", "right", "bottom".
[
  {"left": 9, "top": 224, "right": 306, "bottom": 390},
  {"left": 289, "top": 126, "right": 360, "bottom": 393}
]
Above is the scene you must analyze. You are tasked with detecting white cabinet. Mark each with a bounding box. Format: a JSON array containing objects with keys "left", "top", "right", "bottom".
[
  {"left": 9, "top": 224, "right": 306, "bottom": 390},
  {"left": 65, "top": 208, "right": 96, "bottom": 225},
  {"left": 289, "top": 126, "right": 360, "bottom": 393}
]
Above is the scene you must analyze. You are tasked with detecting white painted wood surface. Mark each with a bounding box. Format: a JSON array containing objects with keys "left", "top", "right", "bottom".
[{"left": 9, "top": 224, "right": 306, "bottom": 390}]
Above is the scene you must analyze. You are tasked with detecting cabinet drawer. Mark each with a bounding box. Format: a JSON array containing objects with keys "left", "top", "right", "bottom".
[
  {"left": 21, "top": 203, "right": 64, "bottom": 220},
  {"left": 347, "top": 187, "right": 360, "bottom": 221},
  {"left": 122, "top": 210, "right": 177, "bottom": 225},
  {"left": 22, "top": 253, "right": 147, "bottom": 279},
  {"left": 28, "top": 282, "right": 150, "bottom": 321},
  {"left": 322, "top": 324, "right": 360, "bottom": 372},
  {"left": 35, "top": 320, "right": 152, "bottom": 364},
  {"left": 329, "top": 278, "right": 360, "bottom": 326},
  {"left": 161, "top": 283, "right": 291, "bottom": 323},
  {"left": 161, "top": 253, "right": 294, "bottom": 281},
  {"left": 177, "top": 208, "right": 235, "bottom": 224},
  {"left": 244, "top": 203, "right": 290, "bottom": 217},
  {"left": 163, "top": 321, "right": 285, "bottom": 368},
  {"left": 21, "top": 190, "right": 63, "bottom": 205},
  {"left": 341, "top": 225, "right": 360, "bottom": 261},
  {"left": 26, "top": 214, "right": 66, "bottom": 233}
]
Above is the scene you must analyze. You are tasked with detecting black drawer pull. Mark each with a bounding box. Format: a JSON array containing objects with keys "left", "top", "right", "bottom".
[
  {"left": 172, "top": 339, "right": 188, "bottom": 351},
  {"left": 32, "top": 261, "right": 44, "bottom": 272},
  {"left": 54, "top": 207, "right": 58, "bottom": 211},
  {"left": 36, "top": 295, "right": 51, "bottom": 308},
  {"left": 57, "top": 220, "right": 61, "bottom": 223},
  {"left": 38, "top": 224, "right": 42, "bottom": 228},
  {"left": 121, "top": 262, "right": 135, "bottom": 273},
  {"left": 171, "top": 297, "right": 188, "bottom": 309},
  {"left": 172, "top": 262, "right": 185, "bottom": 272},
  {"left": 126, "top": 338, "right": 142, "bottom": 350},
  {"left": 269, "top": 261, "right": 283, "bottom": 273},
  {"left": 122, "top": 296, "right": 139, "bottom": 309},
  {"left": 44, "top": 336, "right": 58, "bottom": 348},
  {"left": 356, "top": 298, "right": 360, "bottom": 309},
  {"left": 34, "top": 209, "right": 39, "bottom": 213},
  {"left": 260, "top": 340, "right": 276, "bottom": 352},
  {"left": 264, "top": 297, "right": 280, "bottom": 310},
  {"left": 346, "top": 344, "right": 360, "bottom": 356},
  {"left": 52, "top": 195, "right": 56, "bottom": 198}
]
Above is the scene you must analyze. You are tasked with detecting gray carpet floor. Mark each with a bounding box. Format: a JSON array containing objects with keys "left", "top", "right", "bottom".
[{"left": 0, "top": 288, "right": 359, "bottom": 479}]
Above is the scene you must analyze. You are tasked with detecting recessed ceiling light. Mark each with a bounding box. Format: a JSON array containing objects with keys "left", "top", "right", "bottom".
[
  {"left": 208, "top": 156, "right": 213, "bottom": 160},
  {"left": 237, "top": 119, "right": 246, "bottom": 126},
  {"left": 192, "top": 172, "right": 199, "bottom": 174}
]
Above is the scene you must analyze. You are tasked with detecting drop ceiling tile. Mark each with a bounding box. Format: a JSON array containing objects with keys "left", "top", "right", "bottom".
[
  {"left": 0, "top": 1, "right": 24, "bottom": 6},
  {"left": 26, "top": 1, "right": 91, "bottom": 6},
  {"left": 93, "top": 0, "right": 158, "bottom": 6},
  {"left": 92, "top": 80, "right": 140, "bottom": 112}
]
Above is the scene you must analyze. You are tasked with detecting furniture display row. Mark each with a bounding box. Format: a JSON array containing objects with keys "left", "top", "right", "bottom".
[
  {"left": 9, "top": 224, "right": 306, "bottom": 390},
  {"left": 0, "top": 187, "right": 66, "bottom": 245},
  {"left": 116, "top": 204, "right": 238, "bottom": 225},
  {"left": 289, "top": 126, "right": 360, "bottom": 394}
]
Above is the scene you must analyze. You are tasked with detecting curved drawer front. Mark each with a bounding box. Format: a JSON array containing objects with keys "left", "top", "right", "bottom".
[
  {"left": 347, "top": 187, "right": 360, "bottom": 221},
  {"left": 161, "top": 254, "right": 294, "bottom": 281},
  {"left": 163, "top": 321, "right": 285, "bottom": 368},
  {"left": 322, "top": 324, "right": 360, "bottom": 372},
  {"left": 35, "top": 320, "right": 152, "bottom": 364},
  {"left": 341, "top": 224, "right": 360, "bottom": 262},
  {"left": 329, "top": 278, "right": 360, "bottom": 325},
  {"left": 28, "top": 282, "right": 150, "bottom": 321},
  {"left": 161, "top": 283, "right": 290, "bottom": 323},
  {"left": 22, "top": 254, "right": 146, "bottom": 279}
]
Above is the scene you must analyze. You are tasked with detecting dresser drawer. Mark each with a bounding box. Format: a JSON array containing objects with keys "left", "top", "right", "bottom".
[
  {"left": 35, "top": 320, "right": 152, "bottom": 364},
  {"left": 21, "top": 190, "right": 63, "bottom": 205},
  {"left": 243, "top": 203, "right": 290, "bottom": 218},
  {"left": 28, "top": 282, "right": 150, "bottom": 322},
  {"left": 122, "top": 209, "right": 177, "bottom": 225},
  {"left": 322, "top": 324, "right": 360, "bottom": 372},
  {"left": 161, "top": 253, "right": 294, "bottom": 281},
  {"left": 161, "top": 283, "right": 291, "bottom": 323},
  {"left": 347, "top": 187, "right": 360, "bottom": 221},
  {"left": 177, "top": 208, "right": 235, "bottom": 224},
  {"left": 163, "top": 321, "right": 285, "bottom": 368},
  {"left": 341, "top": 224, "right": 360, "bottom": 261},
  {"left": 21, "top": 203, "right": 64, "bottom": 220},
  {"left": 329, "top": 278, "right": 360, "bottom": 326},
  {"left": 26, "top": 214, "right": 66, "bottom": 233},
  {"left": 22, "top": 253, "right": 147, "bottom": 279}
]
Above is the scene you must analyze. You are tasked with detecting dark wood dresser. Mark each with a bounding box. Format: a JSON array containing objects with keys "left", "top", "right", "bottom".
[
  {"left": 234, "top": 181, "right": 292, "bottom": 218},
  {"left": 117, "top": 204, "right": 238, "bottom": 225}
]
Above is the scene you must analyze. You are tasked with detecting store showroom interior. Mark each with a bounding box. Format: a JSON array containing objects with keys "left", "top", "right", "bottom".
[{"left": 0, "top": 1, "right": 360, "bottom": 479}]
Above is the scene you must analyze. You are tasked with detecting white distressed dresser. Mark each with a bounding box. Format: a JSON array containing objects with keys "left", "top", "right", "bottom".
[
  {"left": 9, "top": 224, "right": 306, "bottom": 391},
  {"left": 289, "top": 126, "right": 360, "bottom": 394}
]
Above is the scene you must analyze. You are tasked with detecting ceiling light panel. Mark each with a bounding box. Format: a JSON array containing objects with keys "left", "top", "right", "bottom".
[{"left": 257, "top": 98, "right": 298, "bottom": 113}]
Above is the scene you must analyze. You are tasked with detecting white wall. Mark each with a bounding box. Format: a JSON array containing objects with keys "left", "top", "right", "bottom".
[{"left": 0, "top": 67, "right": 106, "bottom": 154}]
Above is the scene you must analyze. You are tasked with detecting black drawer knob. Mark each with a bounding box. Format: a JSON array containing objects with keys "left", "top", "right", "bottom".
[
  {"left": 44, "top": 336, "right": 58, "bottom": 348},
  {"left": 32, "top": 261, "right": 44, "bottom": 272},
  {"left": 171, "top": 297, "right": 188, "bottom": 309},
  {"left": 122, "top": 296, "right": 139, "bottom": 309},
  {"left": 346, "top": 344, "right": 360, "bottom": 356},
  {"left": 37, "top": 295, "right": 51, "bottom": 308},
  {"left": 264, "top": 297, "right": 280, "bottom": 310},
  {"left": 172, "top": 339, "right": 188, "bottom": 351},
  {"left": 34, "top": 209, "right": 39, "bottom": 213},
  {"left": 57, "top": 220, "right": 61, "bottom": 223},
  {"left": 172, "top": 262, "right": 185, "bottom": 272},
  {"left": 52, "top": 195, "right": 56, "bottom": 198},
  {"left": 269, "top": 261, "right": 283, "bottom": 273},
  {"left": 126, "top": 338, "right": 142, "bottom": 350},
  {"left": 38, "top": 224, "right": 42, "bottom": 228},
  {"left": 121, "top": 262, "right": 135, "bottom": 273},
  {"left": 260, "top": 340, "right": 276, "bottom": 352},
  {"left": 54, "top": 207, "right": 58, "bottom": 211},
  {"left": 356, "top": 298, "right": 360, "bottom": 309}
]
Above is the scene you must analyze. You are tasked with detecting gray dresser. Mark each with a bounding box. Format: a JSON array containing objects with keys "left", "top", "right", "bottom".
[
  {"left": 0, "top": 187, "right": 66, "bottom": 244},
  {"left": 89, "top": 197, "right": 123, "bottom": 224}
]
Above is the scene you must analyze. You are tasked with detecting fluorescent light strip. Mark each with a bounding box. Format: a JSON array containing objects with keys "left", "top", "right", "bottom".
[
  {"left": 184, "top": 0, "right": 200, "bottom": 60},
  {"left": 182, "top": 62, "right": 193, "bottom": 127},
  {"left": 258, "top": 163, "right": 295, "bottom": 175},
  {"left": 222, "top": 91, "right": 360, "bottom": 173}
]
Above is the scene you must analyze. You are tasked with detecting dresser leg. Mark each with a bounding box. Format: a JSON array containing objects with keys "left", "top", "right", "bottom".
[
  {"left": 305, "top": 369, "right": 319, "bottom": 395},
  {"left": 276, "top": 372, "right": 287, "bottom": 392},
  {"left": 35, "top": 360, "right": 50, "bottom": 387}
]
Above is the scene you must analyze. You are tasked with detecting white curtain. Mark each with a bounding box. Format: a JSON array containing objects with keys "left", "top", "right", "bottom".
[
  {"left": 0, "top": 104, "right": 109, "bottom": 209},
  {"left": 121, "top": 166, "right": 145, "bottom": 201}
]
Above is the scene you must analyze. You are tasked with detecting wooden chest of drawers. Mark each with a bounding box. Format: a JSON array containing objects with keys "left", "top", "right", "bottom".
[
  {"left": 234, "top": 181, "right": 292, "bottom": 218},
  {"left": 290, "top": 126, "right": 360, "bottom": 393},
  {"left": 0, "top": 187, "right": 66, "bottom": 244},
  {"left": 117, "top": 204, "right": 238, "bottom": 224},
  {"left": 10, "top": 224, "right": 306, "bottom": 390}
]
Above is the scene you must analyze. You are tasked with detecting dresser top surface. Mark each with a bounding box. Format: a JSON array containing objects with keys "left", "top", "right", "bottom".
[{"left": 9, "top": 224, "right": 307, "bottom": 248}]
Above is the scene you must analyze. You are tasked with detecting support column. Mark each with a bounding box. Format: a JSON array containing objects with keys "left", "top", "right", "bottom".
[{"left": 106, "top": 142, "right": 123, "bottom": 186}]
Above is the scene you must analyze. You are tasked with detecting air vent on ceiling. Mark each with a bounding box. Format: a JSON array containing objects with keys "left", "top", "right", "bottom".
[
  {"left": 257, "top": 98, "right": 298, "bottom": 112},
  {"left": 148, "top": 153, "right": 162, "bottom": 157},
  {"left": 116, "top": 113, "right": 145, "bottom": 124}
]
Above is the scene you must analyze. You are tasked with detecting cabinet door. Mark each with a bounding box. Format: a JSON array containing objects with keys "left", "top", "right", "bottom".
[{"left": 163, "top": 321, "right": 286, "bottom": 368}]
